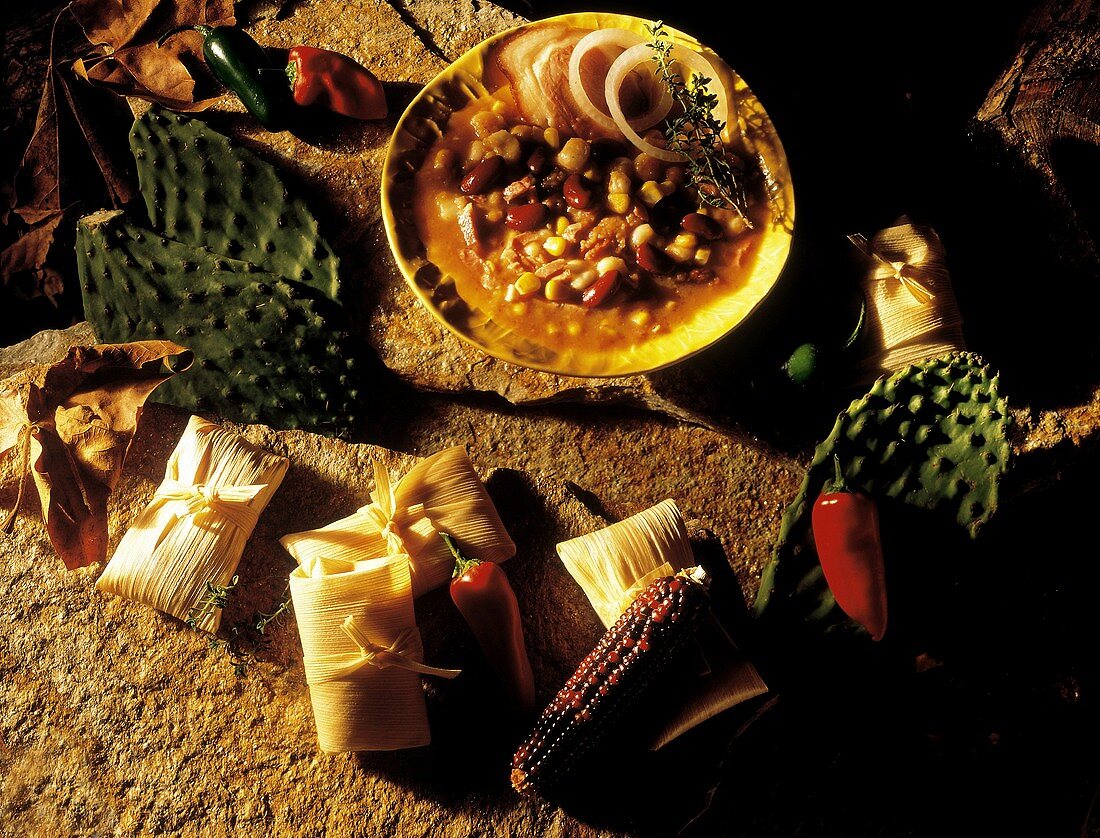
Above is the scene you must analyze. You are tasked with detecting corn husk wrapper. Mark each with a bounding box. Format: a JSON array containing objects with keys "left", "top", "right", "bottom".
[
  {"left": 279, "top": 445, "right": 515, "bottom": 599},
  {"left": 558, "top": 499, "right": 694, "bottom": 628},
  {"left": 557, "top": 499, "right": 767, "bottom": 749},
  {"left": 288, "top": 553, "right": 459, "bottom": 753},
  {"left": 851, "top": 217, "right": 966, "bottom": 386},
  {"left": 96, "top": 415, "right": 288, "bottom": 632}
]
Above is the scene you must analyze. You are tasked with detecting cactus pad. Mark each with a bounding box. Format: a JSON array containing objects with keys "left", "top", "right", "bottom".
[
  {"left": 754, "top": 352, "right": 1011, "bottom": 634},
  {"left": 78, "top": 210, "right": 360, "bottom": 437},
  {"left": 130, "top": 106, "right": 340, "bottom": 301}
]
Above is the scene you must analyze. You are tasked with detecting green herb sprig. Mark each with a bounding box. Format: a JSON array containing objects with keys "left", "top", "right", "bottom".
[
  {"left": 647, "top": 21, "right": 753, "bottom": 227},
  {"left": 186, "top": 576, "right": 293, "bottom": 679},
  {"left": 185, "top": 574, "right": 239, "bottom": 629}
]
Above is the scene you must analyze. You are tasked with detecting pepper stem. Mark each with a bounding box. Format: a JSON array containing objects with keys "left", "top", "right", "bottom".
[
  {"left": 443, "top": 532, "right": 482, "bottom": 579},
  {"left": 822, "top": 453, "right": 852, "bottom": 495}
]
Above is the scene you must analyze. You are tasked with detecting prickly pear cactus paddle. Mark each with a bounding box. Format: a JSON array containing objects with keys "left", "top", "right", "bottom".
[
  {"left": 130, "top": 106, "right": 340, "bottom": 302},
  {"left": 754, "top": 352, "right": 1011, "bottom": 635},
  {"left": 78, "top": 210, "right": 360, "bottom": 437}
]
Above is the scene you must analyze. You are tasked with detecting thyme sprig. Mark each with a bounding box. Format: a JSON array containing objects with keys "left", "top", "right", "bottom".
[
  {"left": 185, "top": 574, "right": 239, "bottom": 629},
  {"left": 186, "top": 576, "right": 293, "bottom": 679},
  {"left": 646, "top": 21, "right": 753, "bottom": 228}
]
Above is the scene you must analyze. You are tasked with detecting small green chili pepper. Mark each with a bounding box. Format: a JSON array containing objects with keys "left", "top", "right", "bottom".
[{"left": 158, "top": 25, "right": 291, "bottom": 131}]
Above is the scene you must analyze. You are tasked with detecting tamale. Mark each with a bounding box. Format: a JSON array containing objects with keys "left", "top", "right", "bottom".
[
  {"left": 96, "top": 416, "right": 288, "bottom": 632},
  {"left": 280, "top": 445, "right": 514, "bottom": 598},
  {"left": 288, "top": 552, "right": 459, "bottom": 753}
]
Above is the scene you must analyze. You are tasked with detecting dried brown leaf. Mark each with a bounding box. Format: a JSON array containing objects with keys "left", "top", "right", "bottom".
[
  {"left": 2, "top": 340, "right": 192, "bottom": 569},
  {"left": 56, "top": 72, "right": 136, "bottom": 207},
  {"left": 69, "top": 0, "right": 235, "bottom": 110},
  {"left": 68, "top": 0, "right": 161, "bottom": 50},
  {"left": 0, "top": 210, "right": 67, "bottom": 302},
  {"left": 12, "top": 67, "right": 61, "bottom": 225}
]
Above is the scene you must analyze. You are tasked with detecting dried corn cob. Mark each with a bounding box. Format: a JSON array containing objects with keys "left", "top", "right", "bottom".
[{"left": 511, "top": 566, "right": 710, "bottom": 796}]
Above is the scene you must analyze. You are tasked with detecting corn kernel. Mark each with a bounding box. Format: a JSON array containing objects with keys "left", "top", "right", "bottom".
[
  {"left": 504, "top": 284, "right": 519, "bottom": 303},
  {"left": 666, "top": 244, "right": 694, "bottom": 263},
  {"left": 554, "top": 216, "right": 570, "bottom": 235},
  {"left": 607, "top": 169, "right": 632, "bottom": 195},
  {"left": 491, "top": 99, "right": 507, "bottom": 114},
  {"left": 569, "top": 269, "right": 598, "bottom": 291},
  {"left": 471, "top": 110, "right": 505, "bottom": 138},
  {"left": 556, "top": 137, "right": 592, "bottom": 173},
  {"left": 544, "top": 278, "right": 572, "bottom": 302},
  {"left": 523, "top": 240, "right": 543, "bottom": 259},
  {"left": 638, "top": 180, "right": 672, "bottom": 207},
  {"left": 634, "top": 152, "right": 663, "bottom": 182},
  {"left": 466, "top": 140, "right": 485, "bottom": 165},
  {"left": 487, "top": 129, "right": 522, "bottom": 163},
  {"left": 694, "top": 246, "right": 712, "bottom": 266},
  {"left": 611, "top": 157, "right": 635, "bottom": 177},
  {"left": 630, "top": 223, "right": 656, "bottom": 248},
  {"left": 543, "top": 236, "right": 568, "bottom": 257},
  {"left": 486, "top": 209, "right": 503, "bottom": 224},
  {"left": 630, "top": 309, "right": 652, "bottom": 328},
  {"left": 606, "top": 192, "right": 631, "bottom": 215},
  {"left": 727, "top": 215, "right": 749, "bottom": 236},
  {"left": 511, "top": 302, "right": 528, "bottom": 316},
  {"left": 566, "top": 321, "right": 582, "bottom": 337},
  {"left": 543, "top": 127, "right": 561, "bottom": 149},
  {"left": 672, "top": 233, "right": 698, "bottom": 249},
  {"left": 433, "top": 148, "right": 454, "bottom": 172},
  {"left": 596, "top": 256, "right": 627, "bottom": 276},
  {"left": 547, "top": 323, "right": 561, "bottom": 336},
  {"left": 515, "top": 271, "right": 542, "bottom": 296}
]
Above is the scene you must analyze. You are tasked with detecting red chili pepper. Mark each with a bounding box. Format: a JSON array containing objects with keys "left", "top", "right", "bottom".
[
  {"left": 285, "top": 46, "right": 387, "bottom": 121},
  {"left": 444, "top": 533, "right": 536, "bottom": 716},
  {"left": 811, "top": 456, "right": 888, "bottom": 641}
]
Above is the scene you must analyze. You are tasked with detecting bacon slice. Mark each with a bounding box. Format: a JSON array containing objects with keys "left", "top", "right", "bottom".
[{"left": 494, "top": 24, "right": 615, "bottom": 139}]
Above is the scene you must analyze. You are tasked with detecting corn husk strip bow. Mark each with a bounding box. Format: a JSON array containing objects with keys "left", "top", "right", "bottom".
[
  {"left": 280, "top": 446, "right": 514, "bottom": 598},
  {"left": 290, "top": 552, "right": 448, "bottom": 752},
  {"left": 849, "top": 217, "right": 967, "bottom": 387}
]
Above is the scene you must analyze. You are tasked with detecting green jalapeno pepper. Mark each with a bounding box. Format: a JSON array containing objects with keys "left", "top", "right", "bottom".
[{"left": 158, "top": 25, "right": 291, "bottom": 131}]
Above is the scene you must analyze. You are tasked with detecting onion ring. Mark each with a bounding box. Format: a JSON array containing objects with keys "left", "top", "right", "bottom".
[
  {"left": 567, "top": 28, "right": 672, "bottom": 134},
  {"left": 604, "top": 42, "right": 731, "bottom": 161}
]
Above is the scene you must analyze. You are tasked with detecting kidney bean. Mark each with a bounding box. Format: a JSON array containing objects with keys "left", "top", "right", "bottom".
[
  {"left": 505, "top": 203, "right": 549, "bottom": 231},
  {"left": 563, "top": 173, "right": 595, "bottom": 209},
  {"left": 680, "top": 212, "right": 724, "bottom": 240},
  {"left": 635, "top": 241, "right": 673, "bottom": 274},
  {"left": 460, "top": 155, "right": 505, "bottom": 195},
  {"left": 581, "top": 270, "right": 621, "bottom": 308},
  {"left": 519, "top": 144, "right": 545, "bottom": 174}
]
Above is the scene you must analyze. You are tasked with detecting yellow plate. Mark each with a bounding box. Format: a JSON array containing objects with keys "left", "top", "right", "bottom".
[{"left": 381, "top": 12, "right": 794, "bottom": 378}]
